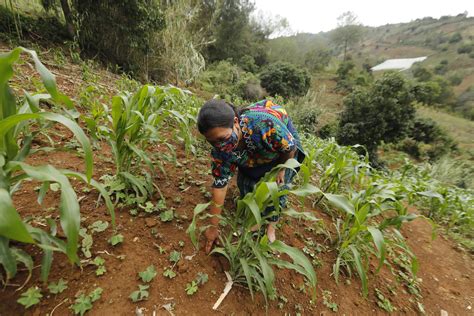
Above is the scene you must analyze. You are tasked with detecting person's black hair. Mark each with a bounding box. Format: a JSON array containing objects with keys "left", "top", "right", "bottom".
[{"left": 197, "top": 99, "right": 240, "bottom": 134}]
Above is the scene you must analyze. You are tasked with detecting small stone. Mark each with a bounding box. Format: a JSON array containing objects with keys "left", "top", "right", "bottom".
[
  {"left": 59, "top": 261, "right": 66, "bottom": 268},
  {"left": 177, "top": 261, "right": 189, "bottom": 273},
  {"left": 145, "top": 218, "right": 157, "bottom": 227},
  {"left": 440, "top": 309, "right": 448, "bottom": 316}
]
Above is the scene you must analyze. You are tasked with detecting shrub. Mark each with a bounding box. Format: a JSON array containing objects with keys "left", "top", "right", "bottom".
[
  {"left": 449, "top": 74, "right": 463, "bottom": 86},
  {"left": 412, "top": 66, "right": 432, "bottom": 82},
  {"left": 449, "top": 32, "right": 462, "bottom": 43},
  {"left": 337, "top": 72, "right": 415, "bottom": 162},
  {"left": 259, "top": 62, "right": 310, "bottom": 98},
  {"left": 457, "top": 43, "right": 473, "bottom": 54},
  {"left": 318, "top": 121, "right": 339, "bottom": 139},
  {"left": 197, "top": 61, "right": 265, "bottom": 101},
  {"left": 411, "top": 81, "right": 441, "bottom": 105}
]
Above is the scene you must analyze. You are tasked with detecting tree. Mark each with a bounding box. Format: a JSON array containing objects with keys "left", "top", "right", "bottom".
[
  {"left": 259, "top": 62, "right": 310, "bottom": 98},
  {"left": 337, "top": 72, "right": 415, "bottom": 163},
  {"left": 304, "top": 47, "right": 332, "bottom": 72},
  {"left": 331, "top": 11, "right": 364, "bottom": 60}
]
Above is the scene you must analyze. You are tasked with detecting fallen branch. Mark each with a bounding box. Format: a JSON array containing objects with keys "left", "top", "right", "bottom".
[{"left": 212, "top": 271, "right": 233, "bottom": 310}]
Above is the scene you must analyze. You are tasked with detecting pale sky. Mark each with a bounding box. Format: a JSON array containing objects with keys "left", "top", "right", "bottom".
[{"left": 254, "top": 0, "right": 473, "bottom": 34}]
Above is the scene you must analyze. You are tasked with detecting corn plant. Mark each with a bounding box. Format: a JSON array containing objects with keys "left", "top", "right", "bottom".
[
  {"left": 188, "top": 159, "right": 319, "bottom": 305},
  {"left": 0, "top": 47, "right": 114, "bottom": 284},
  {"left": 97, "top": 85, "right": 198, "bottom": 204}
]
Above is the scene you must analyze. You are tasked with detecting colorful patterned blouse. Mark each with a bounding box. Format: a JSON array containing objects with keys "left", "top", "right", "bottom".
[{"left": 210, "top": 100, "right": 303, "bottom": 188}]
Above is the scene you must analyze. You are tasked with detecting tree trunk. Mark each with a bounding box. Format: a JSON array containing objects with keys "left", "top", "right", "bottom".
[
  {"left": 60, "top": 0, "right": 75, "bottom": 39},
  {"left": 343, "top": 39, "right": 348, "bottom": 61}
]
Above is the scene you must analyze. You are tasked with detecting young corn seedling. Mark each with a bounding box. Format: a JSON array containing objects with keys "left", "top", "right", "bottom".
[{"left": 188, "top": 159, "right": 319, "bottom": 307}]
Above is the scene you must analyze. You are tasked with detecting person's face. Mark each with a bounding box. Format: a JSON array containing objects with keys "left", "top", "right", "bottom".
[{"left": 204, "top": 117, "right": 241, "bottom": 152}]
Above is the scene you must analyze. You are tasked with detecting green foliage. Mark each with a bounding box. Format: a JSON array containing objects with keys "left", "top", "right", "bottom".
[
  {"left": 0, "top": 6, "right": 69, "bottom": 43},
  {"left": 449, "top": 32, "right": 462, "bottom": 43},
  {"left": 160, "top": 210, "right": 174, "bottom": 222},
  {"left": 0, "top": 47, "right": 113, "bottom": 283},
  {"left": 17, "top": 286, "right": 42, "bottom": 309},
  {"left": 74, "top": 0, "right": 165, "bottom": 75},
  {"left": 129, "top": 284, "right": 149, "bottom": 302},
  {"left": 48, "top": 278, "right": 68, "bottom": 294},
  {"left": 412, "top": 66, "right": 432, "bottom": 82},
  {"left": 457, "top": 43, "right": 473, "bottom": 54},
  {"left": 139, "top": 265, "right": 157, "bottom": 283},
  {"left": 169, "top": 250, "right": 181, "bottom": 263},
  {"left": 304, "top": 48, "right": 332, "bottom": 73},
  {"left": 197, "top": 61, "right": 264, "bottom": 101},
  {"left": 335, "top": 60, "right": 356, "bottom": 91},
  {"left": 185, "top": 280, "right": 199, "bottom": 295},
  {"left": 337, "top": 72, "right": 415, "bottom": 162},
  {"left": 93, "top": 256, "right": 107, "bottom": 276},
  {"left": 205, "top": 0, "right": 269, "bottom": 67},
  {"left": 260, "top": 62, "right": 310, "bottom": 98},
  {"left": 108, "top": 234, "right": 124, "bottom": 246},
  {"left": 330, "top": 11, "right": 364, "bottom": 60},
  {"left": 163, "top": 268, "right": 176, "bottom": 279},
  {"left": 70, "top": 287, "right": 103, "bottom": 315},
  {"left": 188, "top": 159, "right": 319, "bottom": 305}
]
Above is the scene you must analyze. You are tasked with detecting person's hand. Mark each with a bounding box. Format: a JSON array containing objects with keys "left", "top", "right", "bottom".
[
  {"left": 276, "top": 169, "right": 285, "bottom": 186},
  {"left": 204, "top": 225, "right": 219, "bottom": 254}
]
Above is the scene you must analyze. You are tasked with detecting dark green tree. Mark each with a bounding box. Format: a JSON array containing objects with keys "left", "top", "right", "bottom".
[
  {"left": 259, "top": 62, "right": 310, "bottom": 98},
  {"left": 337, "top": 72, "right": 415, "bottom": 163}
]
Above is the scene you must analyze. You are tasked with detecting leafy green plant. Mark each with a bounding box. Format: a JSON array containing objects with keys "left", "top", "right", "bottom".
[
  {"left": 169, "top": 250, "right": 181, "bottom": 263},
  {"left": 160, "top": 210, "right": 174, "bottom": 222},
  {"left": 139, "top": 265, "right": 157, "bottom": 283},
  {"left": 0, "top": 47, "right": 114, "bottom": 284},
  {"left": 92, "top": 256, "right": 106, "bottom": 276},
  {"left": 163, "top": 268, "right": 176, "bottom": 279},
  {"left": 375, "top": 288, "right": 396, "bottom": 312},
  {"left": 185, "top": 281, "right": 198, "bottom": 295},
  {"left": 48, "top": 278, "right": 68, "bottom": 294},
  {"left": 188, "top": 159, "right": 319, "bottom": 305},
  {"left": 108, "top": 234, "right": 124, "bottom": 246},
  {"left": 70, "top": 287, "right": 103, "bottom": 316},
  {"left": 130, "top": 284, "right": 149, "bottom": 302},
  {"left": 17, "top": 286, "right": 42, "bottom": 309}
]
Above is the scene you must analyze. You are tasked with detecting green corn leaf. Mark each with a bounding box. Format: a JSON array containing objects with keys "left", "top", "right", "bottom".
[
  {"left": 349, "top": 245, "right": 368, "bottom": 297},
  {"left": 11, "top": 248, "right": 33, "bottom": 280},
  {"left": 186, "top": 203, "right": 210, "bottom": 249},
  {"left": 289, "top": 183, "right": 321, "bottom": 197},
  {"left": 240, "top": 258, "right": 255, "bottom": 300},
  {"left": 61, "top": 170, "right": 116, "bottom": 229},
  {"left": 367, "top": 226, "right": 386, "bottom": 272},
  {"left": 0, "top": 236, "right": 17, "bottom": 280},
  {"left": 324, "top": 193, "right": 355, "bottom": 215},
  {"left": 251, "top": 244, "right": 275, "bottom": 299},
  {"left": 8, "top": 163, "right": 80, "bottom": 263},
  {"left": 0, "top": 112, "right": 93, "bottom": 182},
  {"left": 282, "top": 208, "right": 319, "bottom": 222},
  {"left": 269, "top": 240, "right": 317, "bottom": 289},
  {"left": 0, "top": 188, "right": 34, "bottom": 243},
  {"left": 241, "top": 195, "right": 261, "bottom": 226}
]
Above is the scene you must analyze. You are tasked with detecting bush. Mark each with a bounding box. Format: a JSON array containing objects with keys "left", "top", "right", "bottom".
[
  {"left": 318, "top": 121, "right": 339, "bottom": 139},
  {"left": 412, "top": 66, "right": 432, "bottom": 82},
  {"left": 457, "top": 43, "right": 473, "bottom": 54},
  {"left": 398, "top": 117, "right": 458, "bottom": 161},
  {"left": 75, "top": 0, "right": 165, "bottom": 75},
  {"left": 449, "top": 74, "right": 463, "bottom": 86},
  {"left": 337, "top": 72, "right": 415, "bottom": 162},
  {"left": 449, "top": 32, "right": 462, "bottom": 43},
  {"left": 411, "top": 81, "right": 441, "bottom": 105},
  {"left": 285, "top": 91, "right": 322, "bottom": 134},
  {"left": 197, "top": 61, "right": 265, "bottom": 101},
  {"left": 259, "top": 62, "right": 310, "bottom": 98},
  {"left": 0, "top": 6, "right": 69, "bottom": 43}
]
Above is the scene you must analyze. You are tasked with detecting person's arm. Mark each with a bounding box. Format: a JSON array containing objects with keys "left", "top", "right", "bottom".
[
  {"left": 276, "top": 148, "right": 296, "bottom": 185},
  {"left": 204, "top": 185, "right": 228, "bottom": 254}
]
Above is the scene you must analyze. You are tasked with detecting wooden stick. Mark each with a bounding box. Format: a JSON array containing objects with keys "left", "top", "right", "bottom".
[{"left": 212, "top": 271, "right": 233, "bottom": 310}]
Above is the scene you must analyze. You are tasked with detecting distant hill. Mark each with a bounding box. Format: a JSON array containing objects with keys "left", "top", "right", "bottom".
[{"left": 268, "top": 13, "right": 474, "bottom": 96}]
